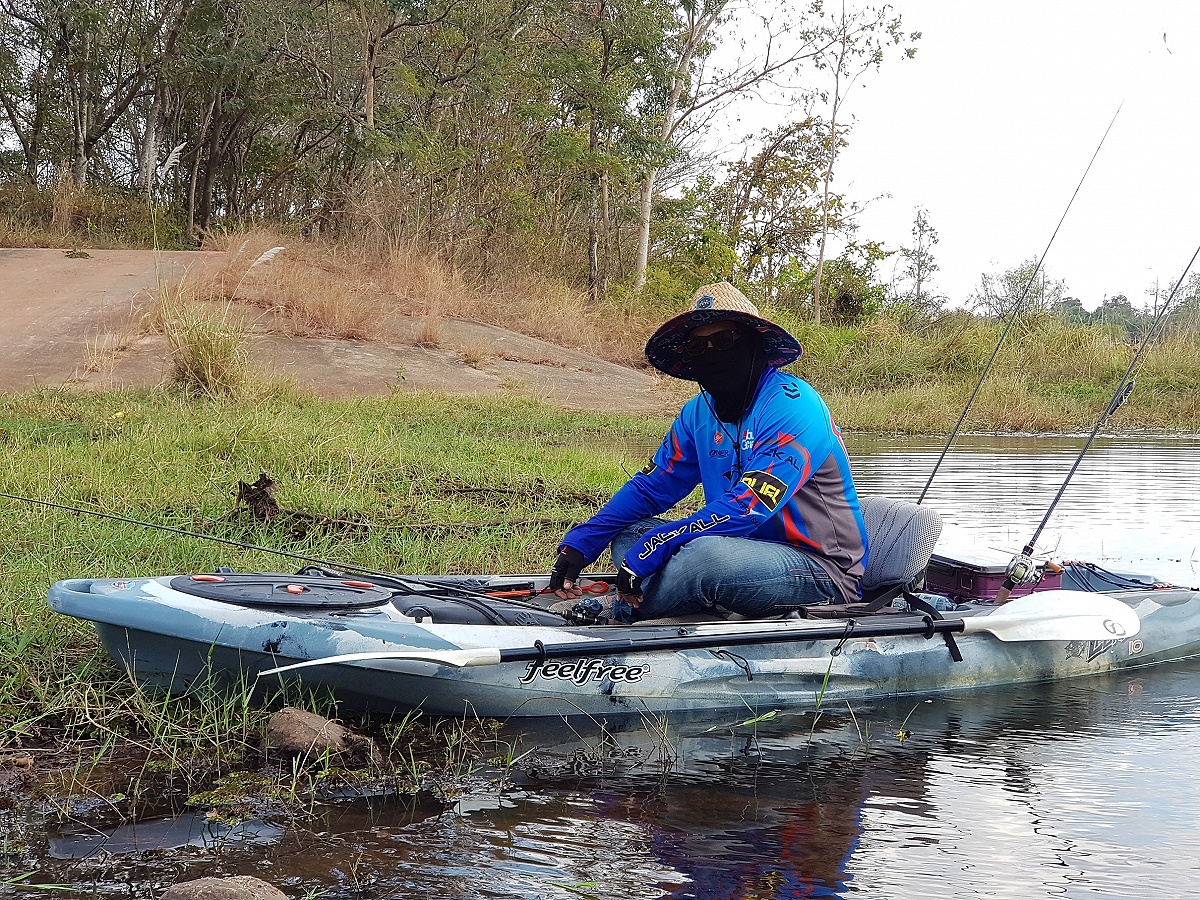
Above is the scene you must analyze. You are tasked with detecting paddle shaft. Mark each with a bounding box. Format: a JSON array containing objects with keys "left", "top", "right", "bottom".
[
  {"left": 491, "top": 616, "right": 965, "bottom": 664},
  {"left": 256, "top": 592, "right": 1139, "bottom": 675}
]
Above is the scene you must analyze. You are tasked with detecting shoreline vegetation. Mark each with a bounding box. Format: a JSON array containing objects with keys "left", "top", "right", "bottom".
[
  {"left": 13, "top": 220, "right": 1200, "bottom": 434},
  {"left": 1, "top": 385, "right": 1195, "bottom": 741}
]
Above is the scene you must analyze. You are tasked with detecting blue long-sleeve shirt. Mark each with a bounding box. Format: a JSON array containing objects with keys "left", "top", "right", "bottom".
[{"left": 563, "top": 368, "right": 868, "bottom": 602}]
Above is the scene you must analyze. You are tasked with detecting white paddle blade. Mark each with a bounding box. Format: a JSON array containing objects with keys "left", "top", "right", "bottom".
[
  {"left": 962, "top": 590, "right": 1141, "bottom": 642},
  {"left": 258, "top": 647, "right": 503, "bottom": 676}
]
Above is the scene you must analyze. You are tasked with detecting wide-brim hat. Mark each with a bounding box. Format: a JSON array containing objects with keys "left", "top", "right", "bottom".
[{"left": 644, "top": 282, "right": 803, "bottom": 379}]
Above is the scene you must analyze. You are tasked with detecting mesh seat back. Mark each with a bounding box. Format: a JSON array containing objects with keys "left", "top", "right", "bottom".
[{"left": 860, "top": 497, "right": 943, "bottom": 593}]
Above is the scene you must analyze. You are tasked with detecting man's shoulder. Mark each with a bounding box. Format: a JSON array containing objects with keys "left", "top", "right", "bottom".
[
  {"left": 759, "top": 370, "right": 821, "bottom": 405},
  {"left": 676, "top": 392, "right": 712, "bottom": 424}
]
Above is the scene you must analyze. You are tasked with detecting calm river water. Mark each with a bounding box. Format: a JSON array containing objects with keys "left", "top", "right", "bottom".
[{"left": 15, "top": 435, "right": 1200, "bottom": 899}]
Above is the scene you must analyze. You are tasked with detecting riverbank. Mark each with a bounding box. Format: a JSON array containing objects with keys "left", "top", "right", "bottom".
[
  {"left": 1, "top": 389, "right": 663, "bottom": 878},
  {"left": 4, "top": 240, "right": 1200, "bottom": 432},
  {"left": 0, "top": 390, "right": 661, "bottom": 752},
  {"left": 4, "top": 386, "right": 1197, "bottom": 752}
]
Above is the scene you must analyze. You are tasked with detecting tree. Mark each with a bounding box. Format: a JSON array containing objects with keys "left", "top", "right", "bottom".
[
  {"left": 0, "top": 0, "right": 68, "bottom": 182},
  {"left": 630, "top": 0, "right": 837, "bottom": 291},
  {"left": 776, "top": 240, "right": 887, "bottom": 321},
  {"left": 1166, "top": 272, "right": 1200, "bottom": 334},
  {"left": 1048, "top": 295, "right": 1087, "bottom": 323},
  {"left": 720, "top": 118, "right": 833, "bottom": 302},
  {"left": 538, "top": 0, "right": 671, "bottom": 300},
  {"left": 59, "top": 0, "right": 196, "bottom": 184},
  {"left": 892, "top": 205, "right": 943, "bottom": 316},
  {"left": 809, "top": 2, "right": 916, "bottom": 324},
  {"left": 969, "top": 258, "right": 1068, "bottom": 318}
]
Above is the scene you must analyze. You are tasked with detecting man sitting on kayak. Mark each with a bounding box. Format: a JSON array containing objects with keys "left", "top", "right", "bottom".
[{"left": 549, "top": 282, "right": 868, "bottom": 622}]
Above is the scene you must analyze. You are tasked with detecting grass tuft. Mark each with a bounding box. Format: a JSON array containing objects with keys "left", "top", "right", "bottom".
[{"left": 153, "top": 283, "right": 251, "bottom": 398}]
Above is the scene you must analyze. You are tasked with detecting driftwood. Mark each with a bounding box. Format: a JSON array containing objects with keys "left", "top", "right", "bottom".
[
  {"left": 227, "top": 473, "right": 574, "bottom": 536},
  {"left": 229, "top": 473, "right": 365, "bottom": 538}
]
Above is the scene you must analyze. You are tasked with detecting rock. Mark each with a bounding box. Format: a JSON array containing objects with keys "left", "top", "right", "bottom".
[
  {"left": 264, "top": 707, "right": 378, "bottom": 765},
  {"left": 159, "top": 875, "right": 287, "bottom": 899}
]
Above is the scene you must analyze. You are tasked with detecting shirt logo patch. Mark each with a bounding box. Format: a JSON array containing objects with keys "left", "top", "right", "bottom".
[
  {"left": 640, "top": 461, "right": 657, "bottom": 475},
  {"left": 714, "top": 431, "right": 724, "bottom": 444},
  {"left": 740, "top": 470, "right": 788, "bottom": 511}
]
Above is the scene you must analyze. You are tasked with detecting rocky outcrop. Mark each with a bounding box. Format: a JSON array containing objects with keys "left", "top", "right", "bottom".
[
  {"left": 159, "top": 875, "right": 287, "bottom": 899},
  {"left": 264, "top": 707, "right": 379, "bottom": 766}
]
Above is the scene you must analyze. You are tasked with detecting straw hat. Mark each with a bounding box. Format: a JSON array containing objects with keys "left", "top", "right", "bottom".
[{"left": 644, "top": 282, "right": 803, "bottom": 379}]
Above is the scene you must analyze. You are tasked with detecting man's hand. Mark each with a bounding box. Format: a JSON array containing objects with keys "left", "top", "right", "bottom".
[
  {"left": 549, "top": 545, "right": 586, "bottom": 600},
  {"left": 617, "top": 562, "right": 643, "bottom": 608}
]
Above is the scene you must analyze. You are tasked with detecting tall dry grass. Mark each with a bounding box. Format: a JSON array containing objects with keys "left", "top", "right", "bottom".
[
  {"left": 0, "top": 179, "right": 187, "bottom": 248},
  {"left": 193, "top": 227, "right": 662, "bottom": 367},
  {"left": 50, "top": 172, "right": 77, "bottom": 234}
]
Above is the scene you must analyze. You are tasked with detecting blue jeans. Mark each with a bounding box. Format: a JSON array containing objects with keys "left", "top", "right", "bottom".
[{"left": 611, "top": 517, "right": 841, "bottom": 621}]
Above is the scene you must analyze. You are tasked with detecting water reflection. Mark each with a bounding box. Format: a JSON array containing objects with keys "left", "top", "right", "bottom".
[
  {"left": 498, "top": 663, "right": 1200, "bottom": 899},
  {"left": 34, "top": 664, "right": 1200, "bottom": 899},
  {"left": 48, "top": 813, "right": 284, "bottom": 859}
]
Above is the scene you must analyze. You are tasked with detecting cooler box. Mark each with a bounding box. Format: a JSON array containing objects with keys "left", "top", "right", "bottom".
[{"left": 924, "top": 540, "right": 1062, "bottom": 603}]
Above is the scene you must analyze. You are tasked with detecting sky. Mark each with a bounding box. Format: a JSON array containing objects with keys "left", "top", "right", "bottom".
[{"left": 735, "top": 1, "right": 1200, "bottom": 310}]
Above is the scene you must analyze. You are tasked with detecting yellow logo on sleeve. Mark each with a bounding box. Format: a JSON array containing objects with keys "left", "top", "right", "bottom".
[{"left": 739, "top": 470, "right": 788, "bottom": 511}]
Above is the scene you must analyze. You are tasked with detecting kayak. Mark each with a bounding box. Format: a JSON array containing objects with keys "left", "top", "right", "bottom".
[{"left": 45, "top": 562, "right": 1200, "bottom": 718}]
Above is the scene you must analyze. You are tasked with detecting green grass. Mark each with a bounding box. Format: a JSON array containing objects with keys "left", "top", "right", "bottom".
[
  {"left": 791, "top": 311, "right": 1200, "bottom": 433},
  {"left": 0, "top": 388, "right": 670, "bottom": 761}
]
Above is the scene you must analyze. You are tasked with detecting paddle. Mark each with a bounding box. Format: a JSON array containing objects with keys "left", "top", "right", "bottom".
[{"left": 258, "top": 590, "right": 1141, "bottom": 675}]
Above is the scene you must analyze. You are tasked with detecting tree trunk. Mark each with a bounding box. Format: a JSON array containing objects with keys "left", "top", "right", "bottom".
[
  {"left": 588, "top": 116, "right": 601, "bottom": 303},
  {"left": 812, "top": 69, "right": 843, "bottom": 327},
  {"left": 70, "top": 26, "right": 92, "bottom": 187},
  {"left": 632, "top": 168, "right": 656, "bottom": 290},
  {"left": 631, "top": 9, "right": 716, "bottom": 291},
  {"left": 139, "top": 83, "right": 164, "bottom": 191},
  {"left": 360, "top": 0, "right": 376, "bottom": 130},
  {"left": 186, "top": 100, "right": 215, "bottom": 239},
  {"left": 196, "top": 114, "right": 224, "bottom": 234},
  {"left": 600, "top": 169, "right": 611, "bottom": 295}
]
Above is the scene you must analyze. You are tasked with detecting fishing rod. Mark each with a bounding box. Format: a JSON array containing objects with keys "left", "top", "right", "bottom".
[
  {"left": 994, "top": 240, "right": 1200, "bottom": 604},
  {"left": 0, "top": 487, "right": 551, "bottom": 612},
  {"left": 0, "top": 487, "right": 412, "bottom": 580},
  {"left": 917, "top": 104, "right": 1123, "bottom": 505}
]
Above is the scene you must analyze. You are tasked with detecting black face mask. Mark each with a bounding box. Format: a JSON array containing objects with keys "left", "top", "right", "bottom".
[{"left": 688, "top": 331, "right": 766, "bottom": 423}]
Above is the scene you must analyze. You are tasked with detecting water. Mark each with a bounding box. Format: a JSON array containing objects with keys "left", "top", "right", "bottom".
[
  {"left": 10, "top": 435, "right": 1200, "bottom": 899},
  {"left": 846, "top": 433, "right": 1200, "bottom": 587}
]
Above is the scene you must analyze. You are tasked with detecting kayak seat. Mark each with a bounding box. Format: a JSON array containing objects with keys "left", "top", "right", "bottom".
[{"left": 859, "top": 497, "right": 943, "bottom": 605}]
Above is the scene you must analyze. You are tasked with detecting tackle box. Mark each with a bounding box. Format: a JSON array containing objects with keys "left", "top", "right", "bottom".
[{"left": 924, "top": 542, "right": 1062, "bottom": 603}]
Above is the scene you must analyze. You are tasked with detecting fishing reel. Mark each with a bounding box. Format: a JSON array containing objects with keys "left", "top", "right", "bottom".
[
  {"left": 1004, "top": 553, "right": 1042, "bottom": 588},
  {"left": 559, "top": 594, "right": 635, "bottom": 625},
  {"left": 560, "top": 596, "right": 609, "bottom": 625}
]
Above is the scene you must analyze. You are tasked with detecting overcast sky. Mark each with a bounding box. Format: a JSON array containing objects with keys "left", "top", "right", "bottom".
[{"left": 744, "top": 1, "right": 1200, "bottom": 310}]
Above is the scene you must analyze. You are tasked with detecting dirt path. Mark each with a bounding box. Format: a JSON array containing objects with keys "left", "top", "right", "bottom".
[{"left": 0, "top": 248, "right": 677, "bottom": 414}]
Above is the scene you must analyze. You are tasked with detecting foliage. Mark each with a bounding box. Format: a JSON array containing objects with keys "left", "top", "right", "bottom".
[
  {"left": 0, "top": 0, "right": 924, "bottom": 311},
  {"left": 775, "top": 242, "right": 891, "bottom": 322},
  {"left": 719, "top": 118, "right": 837, "bottom": 300},
  {"left": 969, "top": 257, "right": 1068, "bottom": 318},
  {"left": 888, "top": 206, "right": 944, "bottom": 321}
]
